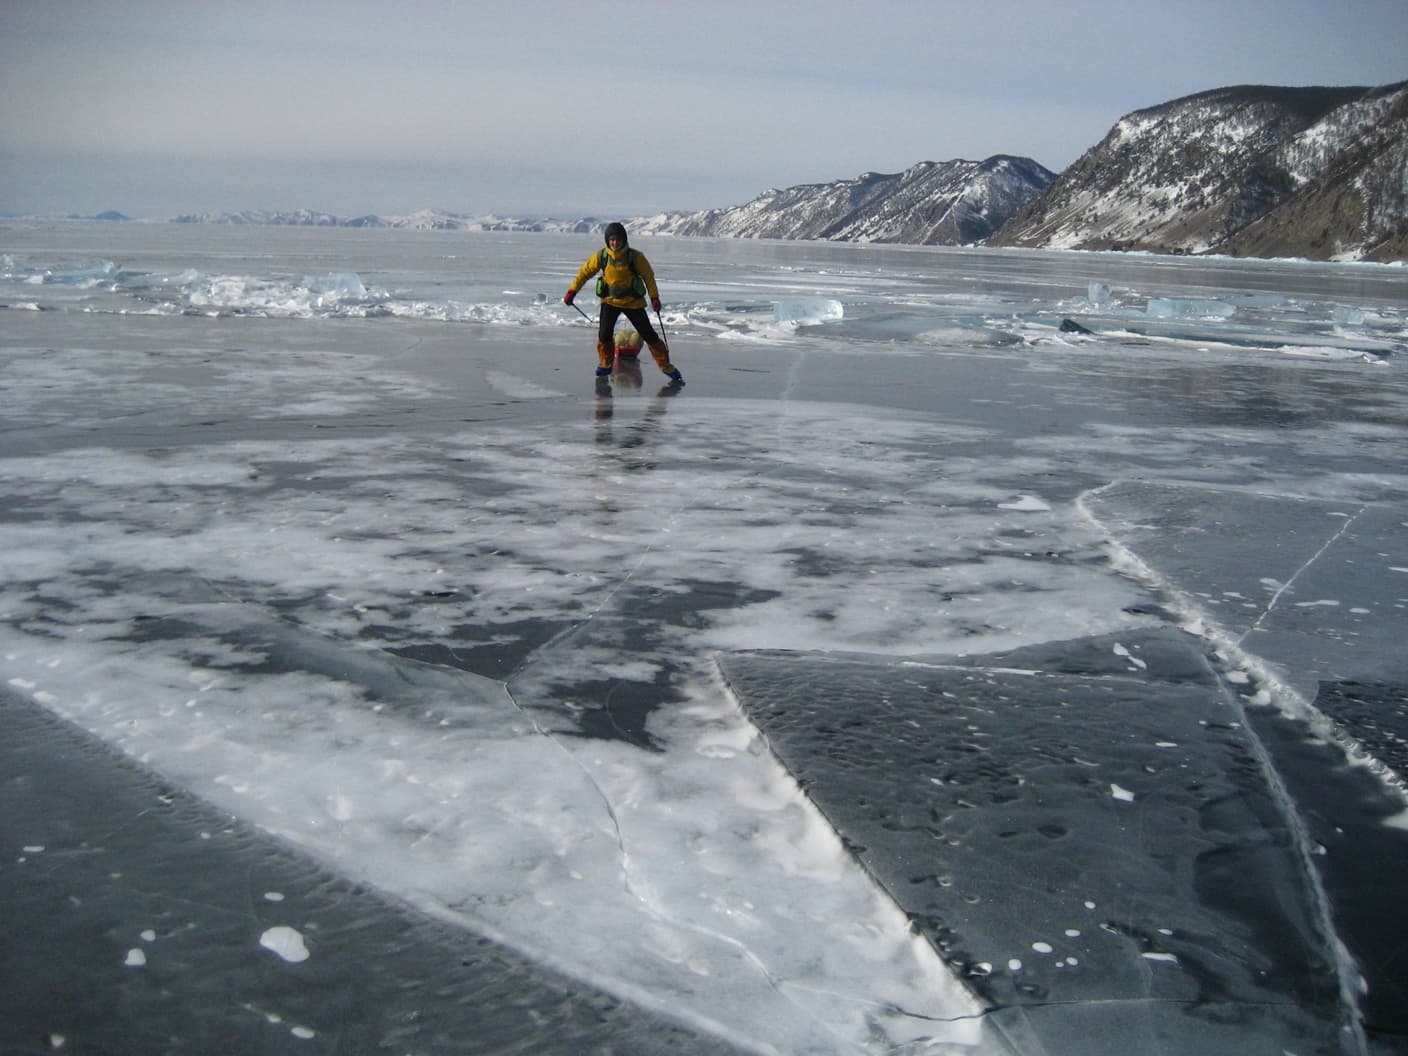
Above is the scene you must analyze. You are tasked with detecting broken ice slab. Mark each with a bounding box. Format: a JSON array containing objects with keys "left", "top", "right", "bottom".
[
  {"left": 303, "top": 271, "right": 371, "bottom": 304},
  {"left": 1145, "top": 297, "right": 1236, "bottom": 319},
  {"left": 36, "top": 257, "right": 122, "bottom": 285},
  {"left": 773, "top": 297, "right": 844, "bottom": 323},
  {"left": 719, "top": 629, "right": 1355, "bottom": 1056}
]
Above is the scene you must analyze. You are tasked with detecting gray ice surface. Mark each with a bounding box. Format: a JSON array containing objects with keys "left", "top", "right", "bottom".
[{"left": 3, "top": 222, "right": 1407, "bottom": 1054}]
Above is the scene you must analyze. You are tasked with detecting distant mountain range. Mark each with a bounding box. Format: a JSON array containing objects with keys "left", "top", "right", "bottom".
[
  {"left": 71, "top": 80, "right": 1407, "bottom": 263},
  {"left": 165, "top": 208, "right": 601, "bottom": 233}
]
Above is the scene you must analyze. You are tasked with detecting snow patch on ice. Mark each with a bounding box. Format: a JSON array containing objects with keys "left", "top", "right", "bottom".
[{"left": 260, "top": 926, "right": 311, "bottom": 963}]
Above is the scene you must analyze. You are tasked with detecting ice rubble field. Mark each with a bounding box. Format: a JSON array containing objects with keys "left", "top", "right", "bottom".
[{"left": 1, "top": 223, "right": 1407, "bottom": 1055}]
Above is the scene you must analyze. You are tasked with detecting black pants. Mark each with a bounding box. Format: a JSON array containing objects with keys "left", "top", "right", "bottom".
[{"left": 598, "top": 303, "right": 662, "bottom": 347}]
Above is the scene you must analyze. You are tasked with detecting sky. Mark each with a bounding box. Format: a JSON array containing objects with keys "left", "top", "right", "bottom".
[{"left": 1, "top": 0, "right": 1405, "bottom": 220}]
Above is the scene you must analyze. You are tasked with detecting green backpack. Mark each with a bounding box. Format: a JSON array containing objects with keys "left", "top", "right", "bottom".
[{"left": 595, "top": 248, "right": 648, "bottom": 299}]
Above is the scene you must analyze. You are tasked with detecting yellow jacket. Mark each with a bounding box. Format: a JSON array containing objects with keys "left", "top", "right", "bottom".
[{"left": 570, "top": 246, "right": 659, "bottom": 310}]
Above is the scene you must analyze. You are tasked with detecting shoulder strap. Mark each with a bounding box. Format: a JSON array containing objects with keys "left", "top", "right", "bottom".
[{"left": 600, "top": 248, "right": 637, "bottom": 274}]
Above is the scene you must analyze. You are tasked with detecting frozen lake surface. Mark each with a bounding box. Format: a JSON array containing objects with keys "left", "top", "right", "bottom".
[{"left": 2, "top": 222, "right": 1407, "bottom": 1054}]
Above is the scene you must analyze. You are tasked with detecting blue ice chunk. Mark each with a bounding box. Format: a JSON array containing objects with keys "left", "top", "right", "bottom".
[
  {"left": 42, "top": 258, "right": 120, "bottom": 286},
  {"left": 1087, "top": 281, "right": 1112, "bottom": 306},
  {"left": 772, "top": 297, "right": 843, "bottom": 323},
  {"left": 1145, "top": 297, "right": 1235, "bottom": 320},
  {"left": 305, "top": 272, "right": 369, "bottom": 304}
]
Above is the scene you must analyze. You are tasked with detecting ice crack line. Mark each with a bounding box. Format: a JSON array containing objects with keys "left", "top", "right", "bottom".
[
  {"left": 507, "top": 491, "right": 687, "bottom": 680},
  {"left": 510, "top": 542, "right": 656, "bottom": 673},
  {"left": 1214, "top": 668, "right": 1372, "bottom": 1056},
  {"left": 1240, "top": 503, "right": 1366, "bottom": 646}
]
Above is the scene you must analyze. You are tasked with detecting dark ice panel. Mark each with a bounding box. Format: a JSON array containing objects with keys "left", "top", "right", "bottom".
[
  {"left": 720, "top": 637, "right": 1354, "bottom": 1055},
  {"left": 1083, "top": 483, "right": 1408, "bottom": 699}
]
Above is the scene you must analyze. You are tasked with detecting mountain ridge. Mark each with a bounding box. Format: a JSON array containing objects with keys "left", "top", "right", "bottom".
[
  {"left": 631, "top": 155, "right": 1055, "bottom": 245},
  {"left": 989, "top": 80, "right": 1408, "bottom": 261}
]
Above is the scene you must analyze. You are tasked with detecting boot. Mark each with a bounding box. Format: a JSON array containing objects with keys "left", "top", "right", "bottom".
[
  {"left": 644, "top": 343, "right": 673, "bottom": 377},
  {"left": 596, "top": 341, "right": 612, "bottom": 377},
  {"left": 650, "top": 340, "right": 684, "bottom": 385}
]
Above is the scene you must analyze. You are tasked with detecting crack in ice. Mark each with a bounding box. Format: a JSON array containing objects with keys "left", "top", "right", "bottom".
[{"left": 1240, "top": 504, "right": 1367, "bottom": 645}]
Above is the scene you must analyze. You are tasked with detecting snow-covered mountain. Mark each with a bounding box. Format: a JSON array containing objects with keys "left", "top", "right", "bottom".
[
  {"left": 632, "top": 156, "right": 1055, "bottom": 244},
  {"left": 170, "top": 208, "right": 599, "bottom": 233},
  {"left": 172, "top": 208, "right": 347, "bottom": 227},
  {"left": 989, "top": 81, "right": 1408, "bottom": 262}
]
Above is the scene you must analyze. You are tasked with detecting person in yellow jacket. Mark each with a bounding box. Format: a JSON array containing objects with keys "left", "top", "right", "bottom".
[{"left": 564, "top": 222, "right": 683, "bottom": 385}]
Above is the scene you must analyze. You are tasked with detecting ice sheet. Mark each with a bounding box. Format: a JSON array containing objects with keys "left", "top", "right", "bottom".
[{"left": 3, "top": 223, "right": 1407, "bottom": 1054}]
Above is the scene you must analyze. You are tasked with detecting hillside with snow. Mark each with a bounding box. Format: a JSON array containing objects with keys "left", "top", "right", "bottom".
[
  {"left": 632, "top": 156, "right": 1054, "bottom": 245},
  {"left": 989, "top": 81, "right": 1408, "bottom": 262}
]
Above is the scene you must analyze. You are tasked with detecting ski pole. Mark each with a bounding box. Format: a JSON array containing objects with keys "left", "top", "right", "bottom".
[
  {"left": 654, "top": 307, "right": 669, "bottom": 348},
  {"left": 568, "top": 301, "right": 593, "bottom": 322}
]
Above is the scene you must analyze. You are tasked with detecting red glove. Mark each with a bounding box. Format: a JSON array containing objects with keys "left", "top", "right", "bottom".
[
  {"left": 651, "top": 298, "right": 662, "bottom": 313},
  {"left": 563, "top": 289, "right": 576, "bottom": 306}
]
